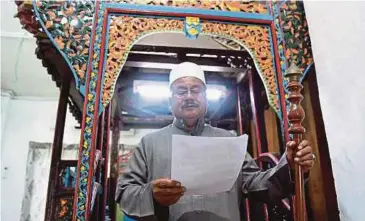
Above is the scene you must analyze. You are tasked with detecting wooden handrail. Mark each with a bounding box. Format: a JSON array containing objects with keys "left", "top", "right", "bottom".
[{"left": 285, "top": 63, "right": 306, "bottom": 221}]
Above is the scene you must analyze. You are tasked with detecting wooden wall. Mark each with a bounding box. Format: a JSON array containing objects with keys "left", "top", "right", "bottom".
[{"left": 302, "top": 80, "right": 328, "bottom": 221}]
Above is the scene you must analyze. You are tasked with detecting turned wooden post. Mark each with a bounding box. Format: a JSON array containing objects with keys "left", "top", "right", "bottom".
[{"left": 285, "top": 63, "right": 306, "bottom": 221}]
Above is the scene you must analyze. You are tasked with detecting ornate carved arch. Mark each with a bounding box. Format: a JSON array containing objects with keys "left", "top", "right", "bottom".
[
  {"left": 24, "top": 1, "right": 316, "bottom": 220},
  {"left": 102, "top": 15, "right": 280, "bottom": 114}
]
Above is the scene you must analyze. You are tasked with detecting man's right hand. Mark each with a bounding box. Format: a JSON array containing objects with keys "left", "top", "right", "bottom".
[{"left": 152, "top": 178, "right": 185, "bottom": 206}]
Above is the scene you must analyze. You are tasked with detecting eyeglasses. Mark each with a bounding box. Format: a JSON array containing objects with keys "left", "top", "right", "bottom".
[{"left": 171, "top": 87, "right": 206, "bottom": 99}]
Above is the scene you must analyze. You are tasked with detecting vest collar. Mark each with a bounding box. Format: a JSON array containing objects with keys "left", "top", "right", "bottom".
[{"left": 172, "top": 117, "right": 205, "bottom": 136}]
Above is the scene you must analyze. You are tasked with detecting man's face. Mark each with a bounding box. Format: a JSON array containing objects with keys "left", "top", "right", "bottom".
[{"left": 170, "top": 77, "right": 207, "bottom": 120}]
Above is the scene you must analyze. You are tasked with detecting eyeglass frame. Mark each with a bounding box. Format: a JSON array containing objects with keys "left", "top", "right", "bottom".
[{"left": 170, "top": 85, "right": 207, "bottom": 99}]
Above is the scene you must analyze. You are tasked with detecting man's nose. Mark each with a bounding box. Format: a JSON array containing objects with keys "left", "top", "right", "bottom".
[{"left": 184, "top": 90, "right": 195, "bottom": 99}]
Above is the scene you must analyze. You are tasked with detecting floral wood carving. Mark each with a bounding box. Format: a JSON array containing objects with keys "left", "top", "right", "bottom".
[
  {"left": 55, "top": 197, "right": 73, "bottom": 221},
  {"left": 103, "top": 16, "right": 280, "bottom": 112},
  {"left": 280, "top": 1, "right": 313, "bottom": 72},
  {"left": 34, "top": 0, "right": 95, "bottom": 87},
  {"left": 109, "top": 0, "right": 268, "bottom": 13}
]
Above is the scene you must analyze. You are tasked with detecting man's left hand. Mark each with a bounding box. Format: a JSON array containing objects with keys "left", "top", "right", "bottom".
[{"left": 286, "top": 140, "right": 315, "bottom": 173}]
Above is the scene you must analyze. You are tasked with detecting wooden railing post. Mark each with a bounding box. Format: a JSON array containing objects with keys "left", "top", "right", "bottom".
[
  {"left": 236, "top": 84, "right": 251, "bottom": 221},
  {"left": 44, "top": 76, "right": 71, "bottom": 221},
  {"left": 285, "top": 63, "right": 306, "bottom": 221}
]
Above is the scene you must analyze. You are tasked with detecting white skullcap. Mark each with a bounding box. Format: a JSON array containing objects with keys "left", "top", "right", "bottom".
[{"left": 169, "top": 62, "right": 206, "bottom": 87}]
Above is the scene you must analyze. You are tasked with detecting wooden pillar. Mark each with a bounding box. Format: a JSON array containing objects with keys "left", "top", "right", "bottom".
[
  {"left": 94, "top": 114, "right": 104, "bottom": 220},
  {"left": 93, "top": 110, "right": 106, "bottom": 220},
  {"left": 301, "top": 81, "right": 327, "bottom": 221},
  {"left": 72, "top": 2, "right": 106, "bottom": 220},
  {"left": 109, "top": 115, "right": 121, "bottom": 221},
  {"left": 248, "top": 69, "right": 269, "bottom": 221},
  {"left": 236, "top": 85, "right": 251, "bottom": 221},
  {"left": 248, "top": 70, "right": 263, "bottom": 159},
  {"left": 44, "top": 77, "right": 71, "bottom": 221},
  {"left": 249, "top": 121, "right": 258, "bottom": 159},
  {"left": 264, "top": 109, "right": 280, "bottom": 154},
  {"left": 285, "top": 64, "right": 306, "bottom": 221},
  {"left": 101, "top": 104, "right": 112, "bottom": 220}
]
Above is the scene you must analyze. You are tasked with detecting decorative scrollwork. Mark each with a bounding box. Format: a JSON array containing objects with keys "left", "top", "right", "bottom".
[
  {"left": 73, "top": 2, "right": 104, "bottom": 220},
  {"left": 184, "top": 17, "right": 201, "bottom": 39},
  {"left": 201, "top": 21, "right": 279, "bottom": 112},
  {"left": 280, "top": 1, "right": 313, "bottom": 72},
  {"left": 103, "top": 16, "right": 280, "bottom": 113},
  {"left": 109, "top": 0, "right": 268, "bottom": 13},
  {"left": 103, "top": 16, "right": 184, "bottom": 107},
  {"left": 212, "top": 36, "right": 245, "bottom": 51},
  {"left": 55, "top": 197, "right": 73, "bottom": 221},
  {"left": 15, "top": 1, "right": 41, "bottom": 35},
  {"left": 34, "top": 0, "right": 95, "bottom": 87}
]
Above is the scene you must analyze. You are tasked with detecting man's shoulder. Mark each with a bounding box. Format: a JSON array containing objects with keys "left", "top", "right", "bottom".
[
  {"left": 205, "top": 124, "right": 236, "bottom": 137},
  {"left": 141, "top": 125, "right": 172, "bottom": 142}
]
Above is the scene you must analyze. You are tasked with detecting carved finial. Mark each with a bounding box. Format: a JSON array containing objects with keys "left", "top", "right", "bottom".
[
  {"left": 285, "top": 62, "right": 306, "bottom": 221},
  {"left": 23, "top": 0, "right": 33, "bottom": 8},
  {"left": 285, "top": 63, "right": 302, "bottom": 80},
  {"left": 285, "top": 63, "right": 305, "bottom": 135}
]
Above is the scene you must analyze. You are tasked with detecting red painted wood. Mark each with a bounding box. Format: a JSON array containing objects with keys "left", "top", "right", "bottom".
[
  {"left": 270, "top": 18, "right": 302, "bottom": 221},
  {"left": 44, "top": 76, "right": 70, "bottom": 221},
  {"left": 59, "top": 160, "right": 78, "bottom": 167},
  {"left": 73, "top": 6, "right": 284, "bottom": 221},
  {"left": 236, "top": 85, "right": 251, "bottom": 221},
  {"left": 72, "top": 1, "right": 101, "bottom": 220},
  {"left": 248, "top": 70, "right": 262, "bottom": 158},
  {"left": 93, "top": 111, "right": 106, "bottom": 221},
  {"left": 109, "top": 115, "right": 121, "bottom": 221},
  {"left": 107, "top": 8, "right": 272, "bottom": 25},
  {"left": 285, "top": 66, "right": 306, "bottom": 221},
  {"left": 248, "top": 70, "right": 269, "bottom": 221},
  {"left": 85, "top": 8, "right": 111, "bottom": 220},
  {"left": 270, "top": 22, "right": 290, "bottom": 143},
  {"left": 101, "top": 104, "right": 112, "bottom": 220}
]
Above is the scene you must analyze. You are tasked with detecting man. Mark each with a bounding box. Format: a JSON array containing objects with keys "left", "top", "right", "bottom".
[{"left": 116, "top": 62, "right": 314, "bottom": 221}]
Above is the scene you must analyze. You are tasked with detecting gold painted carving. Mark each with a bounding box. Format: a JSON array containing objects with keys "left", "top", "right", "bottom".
[
  {"left": 109, "top": 0, "right": 268, "bottom": 14},
  {"left": 103, "top": 16, "right": 279, "bottom": 112}
]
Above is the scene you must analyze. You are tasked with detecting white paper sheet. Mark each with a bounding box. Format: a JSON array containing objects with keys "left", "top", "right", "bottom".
[{"left": 171, "top": 134, "right": 248, "bottom": 196}]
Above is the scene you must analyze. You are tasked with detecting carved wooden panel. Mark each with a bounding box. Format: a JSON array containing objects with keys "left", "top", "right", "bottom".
[
  {"left": 103, "top": 16, "right": 280, "bottom": 114},
  {"left": 109, "top": 0, "right": 268, "bottom": 13}
]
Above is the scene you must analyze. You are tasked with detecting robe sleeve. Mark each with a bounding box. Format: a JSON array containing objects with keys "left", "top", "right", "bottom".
[
  {"left": 241, "top": 152, "right": 294, "bottom": 204},
  {"left": 115, "top": 138, "right": 168, "bottom": 220}
]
